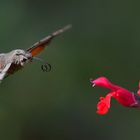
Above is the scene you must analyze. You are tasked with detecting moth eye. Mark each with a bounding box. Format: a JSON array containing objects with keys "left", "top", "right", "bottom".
[{"left": 21, "top": 58, "right": 27, "bottom": 62}]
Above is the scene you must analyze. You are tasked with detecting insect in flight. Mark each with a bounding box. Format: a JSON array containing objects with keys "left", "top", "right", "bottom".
[{"left": 0, "top": 25, "right": 71, "bottom": 82}]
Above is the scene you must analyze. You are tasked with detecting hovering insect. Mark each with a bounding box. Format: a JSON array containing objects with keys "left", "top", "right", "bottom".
[{"left": 0, "top": 25, "right": 71, "bottom": 82}]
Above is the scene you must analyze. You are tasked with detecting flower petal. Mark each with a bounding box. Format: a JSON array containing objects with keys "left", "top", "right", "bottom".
[
  {"left": 137, "top": 82, "right": 140, "bottom": 96},
  {"left": 97, "top": 99, "right": 109, "bottom": 115},
  {"left": 96, "top": 93, "right": 112, "bottom": 115}
]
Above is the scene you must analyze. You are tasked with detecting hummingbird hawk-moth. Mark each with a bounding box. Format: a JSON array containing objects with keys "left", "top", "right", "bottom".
[{"left": 0, "top": 25, "right": 71, "bottom": 82}]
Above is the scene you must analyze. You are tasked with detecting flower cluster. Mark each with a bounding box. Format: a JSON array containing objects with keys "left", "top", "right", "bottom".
[{"left": 91, "top": 77, "right": 140, "bottom": 115}]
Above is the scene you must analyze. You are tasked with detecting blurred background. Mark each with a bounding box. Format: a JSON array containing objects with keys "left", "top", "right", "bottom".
[{"left": 0, "top": 0, "right": 140, "bottom": 140}]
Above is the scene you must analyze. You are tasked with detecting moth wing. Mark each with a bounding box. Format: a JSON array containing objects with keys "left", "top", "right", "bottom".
[
  {"left": 26, "top": 35, "right": 51, "bottom": 57},
  {"left": 26, "top": 25, "right": 71, "bottom": 57},
  {"left": 0, "top": 63, "right": 12, "bottom": 81}
]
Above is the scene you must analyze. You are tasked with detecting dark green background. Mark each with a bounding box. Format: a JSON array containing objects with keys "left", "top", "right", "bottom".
[{"left": 0, "top": 0, "right": 140, "bottom": 140}]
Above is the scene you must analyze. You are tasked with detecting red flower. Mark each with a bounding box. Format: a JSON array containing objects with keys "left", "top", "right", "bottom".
[
  {"left": 91, "top": 77, "right": 140, "bottom": 115},
  {"left": 137, "top": 82, "right": 140, "bottom": 96}
]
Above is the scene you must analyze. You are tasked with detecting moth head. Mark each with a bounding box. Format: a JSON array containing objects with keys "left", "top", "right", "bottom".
[{"left": 11, "top": 49, "right": 32, "bottom": 66}]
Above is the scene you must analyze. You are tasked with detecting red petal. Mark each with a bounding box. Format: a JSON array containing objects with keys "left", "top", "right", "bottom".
[
  {"left": 96, "top": 101, "right": 109, "bottom": 115},
  {"left": 137, "top": 82, "right": 140, "bottom": 96},
  {"left": 137, "top": 89, "right": 140, "bottom": 96},
  {"left": 96, "top": 93, "right": 112, "bottom": 115}
]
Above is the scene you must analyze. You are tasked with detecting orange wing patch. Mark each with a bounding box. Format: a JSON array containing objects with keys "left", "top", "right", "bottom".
[{"left": 30, "top": 45, "right": 45, "bottom": 56}]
